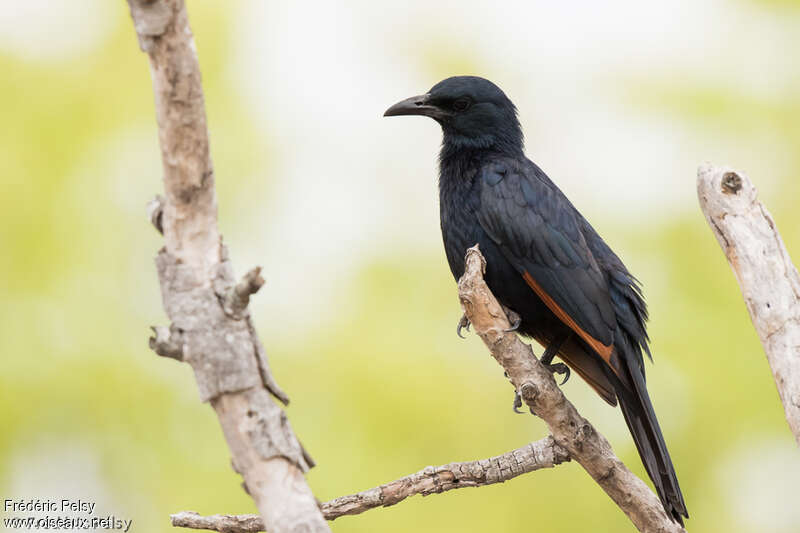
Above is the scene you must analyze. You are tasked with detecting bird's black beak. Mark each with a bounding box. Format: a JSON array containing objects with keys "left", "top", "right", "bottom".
[{"left": 384, "top": 94, "right": 447, "bottom": 119}]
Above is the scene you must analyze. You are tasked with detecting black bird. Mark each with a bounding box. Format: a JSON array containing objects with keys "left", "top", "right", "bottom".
[{"left": 384, "top": 76, "right": 688, "bottom": 524}]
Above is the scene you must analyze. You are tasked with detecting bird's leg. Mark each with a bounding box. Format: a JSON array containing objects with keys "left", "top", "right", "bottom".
[
  {"left": 456, "top": 314, "right": 471, "bottom": 339},
  {"left": 505, "top": 371, "right": 526, "bottom": 414},
  {"left": 502, "top": 305, "right": 521, "bottom": 332},
  {"left": 539, "top": 332, "right": 572, "bottom": 386},
  {"left": 513, "top": 391, "right": 524, "bottom": 413},
  {"left": 514, "top": 333, "right": 572, "bottom": 415}
]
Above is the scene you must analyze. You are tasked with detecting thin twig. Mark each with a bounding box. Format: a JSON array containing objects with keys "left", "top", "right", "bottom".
[
  {"left": 170, "top": 437, "right": 570, "bottom": 532},
  {"left": 224, "top": 267, "right": 265, "bottom": 317}
]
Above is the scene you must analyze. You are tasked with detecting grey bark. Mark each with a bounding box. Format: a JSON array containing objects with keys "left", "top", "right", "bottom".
[
  {"left": 697, "top": 163, "right": 800, "bottom": 444},
  {"left": 170, "top": 436, "right": 570, "bottom": 532},
  {"left": 126, "top": 1, "right": 330, "bottom": 531}
]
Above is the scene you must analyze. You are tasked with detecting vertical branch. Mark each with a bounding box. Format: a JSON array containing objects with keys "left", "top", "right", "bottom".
[
  {"left": 127, "top": 1, "right": 331, "bottom": 531},
  {"left": 697, "top": 163, "right": 800, "bottom": 444},
  {"left": 128, "top": 0, "right": 218, "bottom": 275}
]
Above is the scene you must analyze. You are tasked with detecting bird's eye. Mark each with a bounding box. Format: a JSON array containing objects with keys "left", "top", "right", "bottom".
[{"left": 452, "top": 97, "right": 471, "bottom": 112}]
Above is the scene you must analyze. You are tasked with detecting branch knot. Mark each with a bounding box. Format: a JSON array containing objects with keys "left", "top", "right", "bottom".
[
  {"left": 721, "top": 171, "right": 742, "bottom": 194},
  {"left": 149, "top": 324, "right": 184, "bottom": 360}
]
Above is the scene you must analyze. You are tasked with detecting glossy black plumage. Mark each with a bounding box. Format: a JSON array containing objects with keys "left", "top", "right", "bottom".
[{"left": 385, "top": 76, "right": 688, "bottom": 523}]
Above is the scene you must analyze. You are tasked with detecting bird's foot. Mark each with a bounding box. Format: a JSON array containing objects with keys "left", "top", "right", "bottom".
[
  {"left": 512, "top": 390, "right": 536, "bottom": 415},
  {"left": 538, "top": 333, "right": 571, "bottom": 385},
  {"left": 507, "top": 372, "right": 527, "bottom": 413},
  {"left": 511, "top": 391, "right": 523, "bottom": 415},
  {"left": 456, "top": 314, "right": 471, "bottom": 339},
  {"left": 544, "top": 361, "right": 570, "bottom": 385},
  {"left": 512, "top": 391, "right": 523, "bottom": 413},
  {"left": 512, "top": 363, "right": 570, "bottom": 414},
  {"left": 502, "top": 306, "right": 521, "bottom": 332}
]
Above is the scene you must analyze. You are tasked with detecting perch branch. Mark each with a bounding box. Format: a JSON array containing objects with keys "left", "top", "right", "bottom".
[
  {"left": 697, "top": 163, "right": 800, "bottom": 444},
  {"left": 170, "top": 436, "right": 570, "bottom": 532},
  {"left": 126, "top": 1, "right": 330, "bottom": 531},
  {"left": 168, "top": 247, "right": 683, "bottom": 533},
  {"left": 457, "top": 246, "right": 684, "bottom": 533}
]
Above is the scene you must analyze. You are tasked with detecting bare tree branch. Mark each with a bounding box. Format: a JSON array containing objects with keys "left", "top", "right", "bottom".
[
  {"left": 457, "top": 246, "right": 685, "bottom": 533},
  {"left": 171, "top": 513, "right": 262, "bottom": 533},
  {"left": 126, "top": 1, "right": 330, "bottom": 531},
  {"left": 320, "top": 435, "right": 569, "bottom": 520},
  {"left": 697, "top": 163, "right": 800, "bottom": 444},
  {"left": 168, "top": 247, "right": 683, "bottom": 533},
  {"left": 170, "top": 436, "right": 570, "bottom": 532}
]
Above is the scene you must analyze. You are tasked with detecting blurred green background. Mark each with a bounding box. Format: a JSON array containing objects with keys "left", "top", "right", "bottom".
[{"left": 2, "top": 1, "right": 800, "bottom": 532}]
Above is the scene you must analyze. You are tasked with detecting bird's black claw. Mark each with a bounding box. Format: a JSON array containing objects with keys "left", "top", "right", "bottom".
[
  {"left": 502, "top": 306, "right": 521, "bottom": 332},
  {"left": 545, "top": 362, "right": 570, "bottom": 385},
  {"left": 456, "top": 314, "right": 471, "bottom": 339},
  {"left": 512, "top": 391, "right": 524, "bottom": 413},
  {"left": 504, "top": 316, "right": 521, "bottom": 332}
]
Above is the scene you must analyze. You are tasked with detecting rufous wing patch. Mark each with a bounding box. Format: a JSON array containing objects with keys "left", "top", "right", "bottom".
[{"left": 522, "top": 271, "right": 617, "bottom": 372}]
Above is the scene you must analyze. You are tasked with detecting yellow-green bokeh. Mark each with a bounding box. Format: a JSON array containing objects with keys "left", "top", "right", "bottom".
[{"left": 1, "top": 2, "right": 799, "bottom": 533}]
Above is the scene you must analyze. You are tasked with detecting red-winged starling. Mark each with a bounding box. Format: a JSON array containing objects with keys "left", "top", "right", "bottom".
[{"left": 384, "top": 76, "right": 688, "bottom": 524}]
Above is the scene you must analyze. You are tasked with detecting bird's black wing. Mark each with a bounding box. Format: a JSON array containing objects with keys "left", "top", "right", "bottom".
[{"left": 476, "top": 157, "right": 622, "bottom": 375}]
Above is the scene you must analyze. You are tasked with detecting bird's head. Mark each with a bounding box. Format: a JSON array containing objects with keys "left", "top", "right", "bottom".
[{"left": 384, "top": 76, "right": 523, "bottom": 153}]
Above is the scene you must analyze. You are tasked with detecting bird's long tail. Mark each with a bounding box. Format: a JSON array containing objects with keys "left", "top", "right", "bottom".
[{"left": 615, "top": 359, "right": 688, "bottom": 525}]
